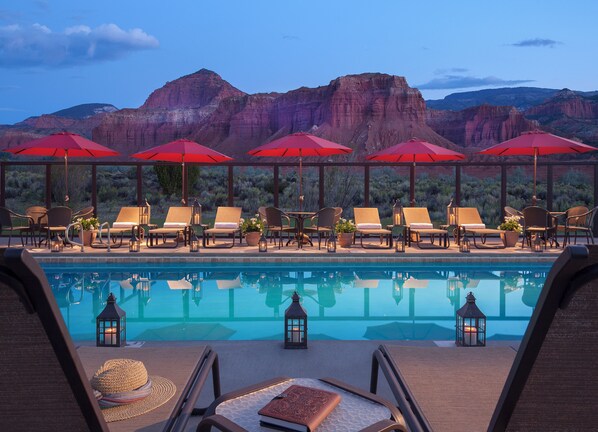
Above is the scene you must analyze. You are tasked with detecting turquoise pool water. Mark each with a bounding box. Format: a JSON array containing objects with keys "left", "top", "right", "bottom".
[{"left": 41, "top": 262, "right": 551, "bottom": 341}]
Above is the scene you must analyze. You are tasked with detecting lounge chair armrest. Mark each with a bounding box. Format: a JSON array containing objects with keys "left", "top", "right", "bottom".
[{"left": 197, "top": 414, "right": 243, "bottom": 432}]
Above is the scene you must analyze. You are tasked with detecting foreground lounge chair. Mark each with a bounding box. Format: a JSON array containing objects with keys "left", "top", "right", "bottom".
[
  {"left": 371, "top": 245, "right": 598, "bottom": 431},
  {"left": 148, "top": 207, "right": 193, "bottom": 248},
  {"left": 402, "top": 207, "right": 449, "bottom": 249},
  {"left": 353, "top": 207, "right": 393, "bottom": 249},
  {"left": 203, "top": 207, "right": 242, "bottom": 248},
  {"left": 456, "top": 207, "right": 506, "bottom": 249},
  {"left": 0, "top": 248, "right": 221, "bottom": 432}
]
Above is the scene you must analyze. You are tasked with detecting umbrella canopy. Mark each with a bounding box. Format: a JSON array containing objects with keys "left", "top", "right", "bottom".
[
  {"left": 132, "top": 139, "right": 233, "bottom": 204},
  {"left": 479, "top": 130, "right": 597, "bottom": 205},
  {"left": 248, "top": 132, "right": 352, "bottom": 210},
  {"left": 6, "top": 131, "right": 119, "bottom": 203},
  {"left": 366, "top": 138, "right": 465, "bottom": 206}
]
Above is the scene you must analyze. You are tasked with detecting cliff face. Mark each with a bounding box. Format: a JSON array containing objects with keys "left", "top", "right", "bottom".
[{"left": 426, "top": 104, "right": 538, "bottom": 149}]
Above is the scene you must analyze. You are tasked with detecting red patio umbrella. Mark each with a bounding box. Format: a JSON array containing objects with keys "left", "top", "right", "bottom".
[
  {"left": 6, "top": 131, "right": 119, "bottom": 203},
  {"left": 132, "top": 138, "right": 233, "bottom": 204},
  {"left": 478, "top": 130, "right": 597, "bottom": 205},
  {"left": 248, "top": 132, "right": 352, "bottom": 210},
  {"left": 366, "top": 138, "right": 465, "bottom": 206}
]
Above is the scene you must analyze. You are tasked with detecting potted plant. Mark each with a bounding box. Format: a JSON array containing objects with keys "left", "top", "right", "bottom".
[
  {"left": 241, "top": 215, "right": 264, "bottom": 246},
  {"left": 334, "top": 218, "right": 356, "bottom": 248},
  {"left": 497, "top": 215, "right": 522, "bottom": 247},
  {"left": 77, "top": 217, "right": 100, "bottom": 246}
]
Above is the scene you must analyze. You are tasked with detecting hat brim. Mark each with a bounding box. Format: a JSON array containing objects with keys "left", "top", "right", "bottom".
[{"left": 101, "top": 375, "right": 176, "bottom": 423}]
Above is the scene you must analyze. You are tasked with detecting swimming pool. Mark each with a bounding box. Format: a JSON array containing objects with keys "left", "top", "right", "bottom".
[{"left": 41, "top": 262, "right": 551, "bottom": 342}]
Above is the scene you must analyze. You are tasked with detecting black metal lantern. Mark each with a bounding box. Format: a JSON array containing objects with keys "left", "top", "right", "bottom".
[
  {"left": 139, "top": 198, "right": 151, "bottom": 226},
  {"left": 259, "top": 233, "right": 268, "bottom": 253},
  {"left": 395, "top": 231, "right": 405, "bottom": 253},
  {"left": 284, "top": 291, "right": 307, "bottom": 349},
  {"left": 96, "top": 292, "right": 126, "bottom": 347},
  {"left": 532, "top": 234, "right": 543, "bottom": 252},
  {"left": 456, "top": 291, "right": 486, "bottom": 347},
  {"left": 459, "top": 236, "right": 470, "bottom": 253},
  {"left": 327, "top": 232, "right": 337, "bottom": 253},
  {"left": 129, "top": 230, "right": 140, "bottom": 252},
  {"left": 446, "top": 197, "right": 457, "bottom": 226},
  {"left": 393, "top": 199, "right": 403, "bottom": 227},
  {"left": 189, "top": 230, "right": 200, "bottom": 252},
  {"left": 192, "top": 199, "right": 202, "bottom": 226}
]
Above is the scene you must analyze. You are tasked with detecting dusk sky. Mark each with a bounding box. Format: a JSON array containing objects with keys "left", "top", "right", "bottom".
[{"left": 1, "top": 0, "right": 597, "bottom": 124}]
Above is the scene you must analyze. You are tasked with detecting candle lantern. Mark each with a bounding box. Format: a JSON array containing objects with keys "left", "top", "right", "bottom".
[
  {"left": 284, "top": 291, "right": 307, "bottom": 349},
  {"left": 51, "top": 235, "right": 64, "bottom": 253},
  {"left": 96, "top": 292, "right": 126, "bottom": 347},
  {"left": 129, "top": 230, "right": 140, "bottom": 252},
  {"left": 392, "top": 276, "right": 404, "bottom": 305},
  {"left": 327, "top": 232, "right": 337, "bottom": 253},
  {"left": 191, "top": 199, "right": 202, "bottom": 226},
  {"left": 190, "top": 273, "right": 203, "bottom": 305},
  {"left": 459, "top": 236, "right": 470, "bottom": 253},
  {"left": 259, "top": 233, "right": 268, "bottom": 253},
  {"left": 446, "top": 197, "right": 457, "bottom": 226},
  {"left": 456, "top": 291, "right": 486, "bottom": 347},
  {"left": 392, "top": 199, "right": 403, "bottom": 227},
  {"left": 446, "top": 277, "right": 460, "bottom": 305},
  {"left": 532, "top": 235, "right": 544, "bottom": 252},
  {"left": 189, "top": 230, "right": 200, "bottom": 253},
  {"left": 139, "top": 198, "right": 151, "bottom": 226},
  {"left": 395, "top": 232, "right": 405, "bottom": 253}
]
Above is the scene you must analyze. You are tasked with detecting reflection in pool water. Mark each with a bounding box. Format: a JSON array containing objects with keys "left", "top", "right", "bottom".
[{"left": 43, "top": 264, "right": 550, "bottom": 341}]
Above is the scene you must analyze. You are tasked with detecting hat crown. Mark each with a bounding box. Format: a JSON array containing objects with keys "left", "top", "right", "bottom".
[{"left": 91, "top": 359, "right": 148, "bottom": 394}]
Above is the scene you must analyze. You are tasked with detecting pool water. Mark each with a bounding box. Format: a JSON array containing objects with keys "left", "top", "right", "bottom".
[{"left": 41, "top": 262, "right": 551, "bottom": 341}]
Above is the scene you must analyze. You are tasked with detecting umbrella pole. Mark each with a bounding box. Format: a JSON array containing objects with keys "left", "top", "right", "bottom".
[
  {"left": 299, "top": 151, "right": 303, "bottom": 211},
  {"left": 410, "top": 160, "right": 416, "bottom": 207},
  {"left": 64, "top": 150, "right": 69, "bottom": 203},
  {"left": 181, "top": 154, "right": 187, "bottom": 205},
  {"left": 532, "top": 148, "right": 537, "bottom": 206}
]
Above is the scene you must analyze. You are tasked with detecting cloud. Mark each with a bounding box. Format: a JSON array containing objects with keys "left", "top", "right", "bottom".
[
  {"left": 282, "top": 34, "right": 300, "bottom": 40},
  {"left": 434, "top": 67, "right": 468, "bottom": 75},
  {"left": 0, "top": 23, "right": 159, "bottom": 68},
  {"left": 417, "top": 74, "right": 534, "bottom": 90},
  {"left": 511, "top": 38, "right": 562, "bottom": 48}
]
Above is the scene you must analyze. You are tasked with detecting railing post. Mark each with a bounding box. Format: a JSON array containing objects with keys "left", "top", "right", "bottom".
[
  {"left": 0, "top": 162, "right": 5, "bottom": 207},
  {"left": 136, "top": 164, "right": 143, "bottom": 206},
  {"left": 228, "top": 165, "right": 234, "bottom": 206},
  {"left": 273, "top": 165, "right": 279, "bottom": 208},
  {"left": 319, "top": 165, "right": 324, "bottom": 209},
  {"left": 501, "top": 164, "right": 507, "bottom": 216},
  {"left": 546, "top": 164, "right": 553, "bottom": 211},
  {"left": 364, "top": 165, "right": 370, "bottom": 207},
  {"left": 91, "top": 164, "right": 97, "bottom": 216},
  {"left": 45, "top": 164, "right": 52, "bottom": 208},
  {"left": 455, "top": 164, "right": 461, "bottom": 206},
  {"left": 409, "top": 164, "right": 415, "bottom": 206}
]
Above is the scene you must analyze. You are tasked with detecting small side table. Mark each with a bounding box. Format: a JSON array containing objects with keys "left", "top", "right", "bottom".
[{"left": 198, "top": 377, "right": 406, "bottom": 432}]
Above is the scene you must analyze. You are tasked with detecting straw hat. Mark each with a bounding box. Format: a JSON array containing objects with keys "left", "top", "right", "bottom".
[{"left": 91, "top": 359, "right": 176, "bottom": 423}]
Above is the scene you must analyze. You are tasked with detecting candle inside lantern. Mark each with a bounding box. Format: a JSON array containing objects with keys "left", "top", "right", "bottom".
[
  {"left": 464, "top": 325, "right": 478, "bottom": 346},
  {"left": 291, "top": 327, "right": 301, "bottom": 343},
  {"left": 104, "top": 327, "right": 117, "bottom": 345}
]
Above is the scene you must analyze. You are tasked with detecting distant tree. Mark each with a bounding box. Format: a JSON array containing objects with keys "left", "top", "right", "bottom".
[{"left": 154, "top": 165, "right": 199, "bottom": 196}]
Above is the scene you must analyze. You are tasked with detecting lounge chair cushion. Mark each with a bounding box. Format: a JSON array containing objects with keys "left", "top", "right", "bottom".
[
  {"left": 163, "top": 222, "right": 188, "bottom": 228},
  {"left": 357, "top": 223, "right": 382, "bottom": 229},
  {"left": 214, "top": 222, "right": 239, "bottom": 229},
  {"left": 409, "top": 223, "right": 434, "bottom": 230},
  {"left": 113, "top": 222, "right": 136, "bottom": 228},
  {"left": 461, "top": 223, "right": 486, "bottom": 229}
]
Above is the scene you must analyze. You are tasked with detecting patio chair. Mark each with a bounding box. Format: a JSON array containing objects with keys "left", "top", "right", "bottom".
[
  {"left": 0, "top": 247, "right": 221, "bottom": 432},
  {"left": 353, "top": 208, "right": 393, "bottom": 249},
  {"left": 263, "top": 207, "right": 297, "bottom": 249},
  {"left": 456, "top": 207, "right": 506, "bottom": 249},
  {"left": 203, "top": 207, "right": 243, "bottom": 248},
  {"left": 402, "top": 207, "right": 449, "bottom": 249},
  {"left": 39, "top": 206, "right": 73, "bottom": 248},
  {"left": 562, "top": 206, "right": 596, "bottom": 247},
  {"left": 521, "top": 206, "right": 557, "bottom": 249},
  {"left": 147, "top": 207, "right": 193, "bottom": 248},
  {"left": 371, "top": 244, "right": 598, "bottom": 432},
  {"left": 20, "top": 205, "right": 47, "bottom": 247},
  {"left": 504, "top": 206, "right": 523, "bottom": 223},
  {"left": 0, "top": 206, "right": 30, "bottom": 247},
  {"left": 72, "top": 205, "right": 94, "bottom": 220},
  {"left": 92, "top": 206, "right": 140, "bottom": 248},
  {"left": 304, "top": 207, "right": 336, "bottom": 249},
  {"left": 333, "top": 207, "right": 343, "bottom": 224}
]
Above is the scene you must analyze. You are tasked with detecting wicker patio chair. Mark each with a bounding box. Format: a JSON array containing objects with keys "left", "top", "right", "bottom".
[
  {"left": 304, "top": 207, "right": 336, "bottom": 249},
  {"left": 39, "top": 206, "right": 73, "bottom": 248},
  {"left": 203, "top": 207, "right": 243, "bottom": 248},
  {"left": 402, "top": 207, "right": 449, "bottom": 249},
  {"left": 371, "top": 245, "right": 598, "bottom": 432},
  {"left": 72, "top": 206, "right": 94, "bottom": 220},
  {"left": 456, "top": 207, "right": 506, "bottom": 249},
  {"left": 521, "top": 206, "right": 557, "bottom": 249},
  {"left": 20, "top": 205, "right": 47, "bottom": 247},
  {"left": 353, "top": 207, "right": 393, "bottom": 249},
  {"left": 0, "top": 247, "right": 221, "bottom": 432},
  {"left": 562, "top": 206, "right": 596, "bottom": 247},
  {"left": 263, "top": 207, "right": 297, "bottom": 249},
  {"left": 147, "top": 206, "right": 193, "bottom": 248},
  {"left": 0, "top": 206, "right": 31, "bottom": 247}
]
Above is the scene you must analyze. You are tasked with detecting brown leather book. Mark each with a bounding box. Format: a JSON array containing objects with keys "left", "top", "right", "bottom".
[{"left": 258, "top": 384, "right": 342, "bottom": 432}]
